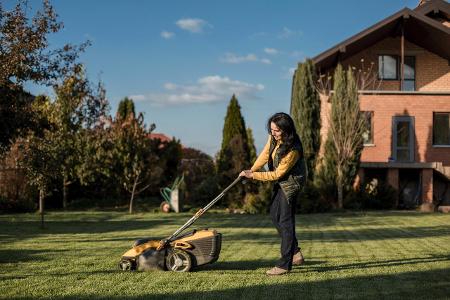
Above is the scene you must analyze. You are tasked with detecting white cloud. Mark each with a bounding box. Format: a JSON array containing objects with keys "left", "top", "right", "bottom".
[
  {"left": 130, "top": 75, "right": 264, "bottom": 106},
  {"left": 161, "top": 30, "right": 175, "bottom": 39},
  {"left": 221, "top": 53, "right": 257, "bottom": 64},
  {"left": 264, "top": 48, "right": 279, "bottom": 55},
  {"left": 176, "top": 18, "right": 210, "bottom": 33},
  {"left": 164, "top": 82, "right": 178, "bottom": 90},
  {"left": 291, "top": 50, "right": 304, "bottom": 59},
  {"left": 129, "top": 94, "right": 146, "bottom": 101},
  {"left": 221, "top": 52, "right": 271, "bottom": 65},
  {"left": 278, "top": 27, "right": 303, "bottom": 39}
]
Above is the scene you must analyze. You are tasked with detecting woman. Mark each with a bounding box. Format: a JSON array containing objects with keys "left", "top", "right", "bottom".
[{"left": 240, "top": 112, "right": 307, "bottom": 276}]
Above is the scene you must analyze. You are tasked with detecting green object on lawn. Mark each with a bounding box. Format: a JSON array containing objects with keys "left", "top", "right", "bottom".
[{"left": 159, "top": 175, "right": 184, "bottom": 212}]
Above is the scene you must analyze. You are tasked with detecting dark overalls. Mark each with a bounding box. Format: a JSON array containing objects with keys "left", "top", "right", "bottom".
[{"left": 268, "top": 138, "right": 306, "bottom": 270}]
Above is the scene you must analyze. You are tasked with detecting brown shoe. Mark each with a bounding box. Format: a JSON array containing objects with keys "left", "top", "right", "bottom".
[
  {"left": 292, "top": 250, "right": 305, "bottom": 265},
  {"left": 266, "top": 266, "right": 289, "bottom": 276}
]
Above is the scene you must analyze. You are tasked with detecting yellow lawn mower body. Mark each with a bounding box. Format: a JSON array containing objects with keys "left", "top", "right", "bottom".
[{"left": 119, "top": 229, "right": 222, "bottom": 272}]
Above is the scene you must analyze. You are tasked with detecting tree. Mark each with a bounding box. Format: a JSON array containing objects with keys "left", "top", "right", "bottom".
[
  {"left": 326, "top": 64, "right": 365, "bottom": 208},
  {"left": 216, "top": 95, "right": 251, "bottom": 207},
  {"left": 180, "top": 147, "right": 216, "bottom": 205},
  {"left": 0, "top": 0, "right": 88, "bottom": 153},
  {"left": 290, "top": 59, "right": 321, "bottom": 181},
  {"left": 117, "top": 97, "right": 136, "bottom": 120},
  {"left": 52, "top": 65, "right": 108, "bottom": 208},
  {"left": 156, "top": 138, "right": 183, "bottom": 189},
  {"left": 21, "top": 96, "right": 60, "bottom": 228},
  {"left": 246, "top": 127, "right": 257, "bottom": 164},
  {"left": 112, "top": 104, "right": 161, "bottom": 213}
]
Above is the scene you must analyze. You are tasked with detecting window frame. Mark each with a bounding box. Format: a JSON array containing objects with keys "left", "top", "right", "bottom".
[
  {"left": 432, "top": 112, "right": 450, "bottom": 146},
  {"left": 378, "top": 55, "right": 398, "bottom": 81},
  {"left": 362, "top": 111, "right": 374, "bottom": 146},
  {"left": 377, "top": 55, "right": 416, "bottom": 91},
  {"left": 402, "top": 56, "right": 416, "bottom": 91}
]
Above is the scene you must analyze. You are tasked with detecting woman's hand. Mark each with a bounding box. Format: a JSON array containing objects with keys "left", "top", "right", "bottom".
[{"left": 239, "top": 170, "right": 253, "bottom": 179}]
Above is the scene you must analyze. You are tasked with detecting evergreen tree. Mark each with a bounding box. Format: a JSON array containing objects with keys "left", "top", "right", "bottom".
[
  {"left": 246, "top": 127, "right": 257, "bottom": 164},
  {"left": 117, "top": 97, "right": 136, "bottom": 120},
  {"left": 290, "top": 59, "right": 321, "bottom": 181},
  {"left": 217, "top": 95, "right": 251, "bottom": 207},
  {"left": 219, "top": 95, "right": 248, "bottom": 154}
]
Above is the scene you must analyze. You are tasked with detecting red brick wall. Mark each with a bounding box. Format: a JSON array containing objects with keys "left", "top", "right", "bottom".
[
  {"left": 317, "top": 36, "right": 450, "bottom": 167},
  {"left": 360, "top": 94, "right": 450, "bottom": 165},
  {"left": 319, "top": 94, "right": 450, "bottom": 166},
  {"left": 338, "top": 37, "right": 450, "bottom": 92}
]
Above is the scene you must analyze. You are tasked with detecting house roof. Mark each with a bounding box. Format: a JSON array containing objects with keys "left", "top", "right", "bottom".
[
  {"left": 414, "top": 0, "right": 450, "bottom": 17},
  {"left": 312, "top": 1, "right": 450, "bottom": 72},
  {"left": 148, "top": 133, "right": 172, "bottom": 143}
]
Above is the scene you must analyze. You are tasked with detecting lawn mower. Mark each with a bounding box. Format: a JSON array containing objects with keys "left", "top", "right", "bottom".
[{"left": 118, "top": 176, "right": 242, "bottom": 272}]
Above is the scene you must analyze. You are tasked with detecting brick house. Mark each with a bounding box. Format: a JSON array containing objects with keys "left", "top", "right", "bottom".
[{"left": 312, "top": 0, "right": 450, "bottom": 211}]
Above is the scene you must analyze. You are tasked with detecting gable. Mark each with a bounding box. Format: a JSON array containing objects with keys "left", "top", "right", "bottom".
[{"left": 313, "top": 5, "right": 450, "bottom": 72}]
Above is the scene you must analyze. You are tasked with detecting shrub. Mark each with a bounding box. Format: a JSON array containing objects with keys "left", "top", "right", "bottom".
[
  {"left": 344, "top": 179, "right": 398, "bottom": 210},
  {"left": 0, "top": 195, "right": 36, "bottom": 213},
  {"left": 297, "top": 183, "right": 333, "bottom": 213},
  {"left": 243, "top": 181, "right": 271, "bottom": 214},
  {"left": 190, "top": 176, "right": 221, "bottom": 207},
  {"left": 362, "top": 180, "right": 397, "bottom": 210},
  {"left": 242, "top": 193, "right": 264, "bottom": 214}
]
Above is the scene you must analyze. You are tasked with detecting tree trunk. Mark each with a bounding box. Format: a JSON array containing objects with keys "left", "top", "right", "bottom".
[
  {"left": 39, "top": 188, "right": 45, "bottom": 229},
  {"left": 337, "top": 168, "right": 343, "bottom": 209},
  {"left": 63, "top": 171, "right": 68, "bottom": 210},
  {"left": 129, "top": 175, "right": 139, "bottom": 214}
]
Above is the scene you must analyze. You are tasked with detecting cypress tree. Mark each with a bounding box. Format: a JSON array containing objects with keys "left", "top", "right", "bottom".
[
  {"left": 217, "top": 94, "right": 251, "bottom": 207},
  {"left": 117, "top": 97, "right": 136, "bottom": 119},
  {"left": 219, "top": 94, "right": 248, "bottom": 154},
  {"left": 290, "top": 59, "right": 321, "bottom": 181},
  {"left": 246, "top": 127, "right": 257, "bottom": 164}
]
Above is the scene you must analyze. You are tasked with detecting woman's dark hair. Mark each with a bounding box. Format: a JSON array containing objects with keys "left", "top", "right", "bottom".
[{"left": 267, "top": 112, "right": 300, "bottom": 158}]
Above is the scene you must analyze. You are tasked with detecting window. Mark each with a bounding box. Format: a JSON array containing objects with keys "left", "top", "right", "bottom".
[
  {"left": 378, "top": 55, "right": 416, "bottom": 91},
  {"left": 403, "top": 56, "right": 415, "bottom": 91},
  {"left": 362, "top": 111, "right": 374, "bottom": 145},
  {"left": 378, "top": 55, "right": 398, "bottom": 80},
  {"left": 433, "top": 113, "right": 450, "bottom": 145}
]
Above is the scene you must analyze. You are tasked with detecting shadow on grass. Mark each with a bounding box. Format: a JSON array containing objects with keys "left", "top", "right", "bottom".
[
  {"left": 222, "top": 225, "right": 450, "bottom": 243},
  {"left": 6, "top": 267, "right": 450, "bottom": 300},
  {"left": 200, "top": 258, "right": 325, "bottom": 271},
  {"left": 304, "top": 254, "right": 450, "bottom": 273},
  {"left": 0, "top": 269, "right": 115, "bottom": 281},
  {"left": 1, "top": 212, "right": 449, "bottom": 244},
  {"left": 0, "top": 219, "right": 179, "bottom": 242},
  {"left": 0, "top": 249, "right": 70, "bottom": 264}
]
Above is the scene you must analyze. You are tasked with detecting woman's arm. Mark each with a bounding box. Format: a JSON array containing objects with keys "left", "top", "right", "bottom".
[
  {"left": 250, "top": 135, "right": 272, "bottom": 172},
  {"left": 251, "top": 150, "right": 299, "bottom": 181}
]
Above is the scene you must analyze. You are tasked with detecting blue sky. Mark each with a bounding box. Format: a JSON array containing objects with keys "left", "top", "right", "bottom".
[{"left": 19, "top": 0, "right": 418, "bottom": 156}]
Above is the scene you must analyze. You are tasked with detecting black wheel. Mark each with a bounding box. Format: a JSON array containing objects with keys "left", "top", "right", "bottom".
[
  {"left": 165, "top": 250, "right": 192, "bottom": 272},
  {"left": 118, "top": 259, "right": 136, "bottom": 271}
]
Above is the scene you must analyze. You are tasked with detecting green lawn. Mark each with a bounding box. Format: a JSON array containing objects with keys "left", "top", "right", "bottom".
[{"left": 1, "top": 210, "right": 450, "bottom": 299}]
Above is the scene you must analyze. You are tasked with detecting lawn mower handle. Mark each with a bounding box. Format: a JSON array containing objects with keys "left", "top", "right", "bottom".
[{"left": 157, "top": 176, "right": 243, "bottom": 250}]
